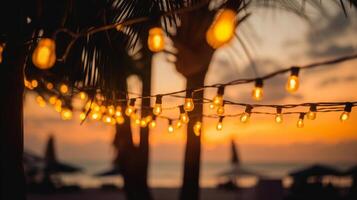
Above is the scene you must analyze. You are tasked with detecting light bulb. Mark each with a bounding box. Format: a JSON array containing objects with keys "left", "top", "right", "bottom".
[
  {"left": 240, "top": 105, "right": 252, "bottom": 123},
  {"left": 148, "top": 27, "right": 165, "bottom": 52},
  {"left": 153, "top": 96, "right": 163, "bottom": 116},
  {"left": 184, "top": 98, "right": 195, "bottom": 112},
  {"left": 209, "top": 103, "right": 215, "bottom": 110},
  {"left": 216, "top": 117, "right": 224, "bottom": 131},
  {"left": 107, "top": 105, "right": 115, "bottom": 116},
  {"left": 61, "top": 108, "right": 73, "bottom": 120},
  {"left": 206, "top": 9, "right": 236, "bottom": 48},
  {"left": 32, "top": 38, "right": 56, "bottom": 69},
  {"left": 213, "top": 86, "right": 225, "bottom": 106},
  {"left": 193, "top": 121, "right": 202, "bottom": 136},
  {"left": 176, "top": 121, "right": 182, "bottom": 129},
  {"left": 307, "top": 105, "right": 317, "bottom": 120},
  {"left": 116, "top": 116, "right": 125, "bottom": 124},
  {"left": 297, "top": 113, "right": 305, "bottom": 128},
  {"left": 252, "top": 79, "right": 264, "bottom": 101},
  {"left": 179, "top": 106, "right": 189, "bottom": 124},
  {"left": 115, "top": 106, "right": 122, "bottom": 117},
  {"left": 31, "top": 79, "right": 38, "bottom": 88},
  {"left": 79, "top": 92, "right": 88, "bottom": 101},
  {"left": 340, "top": 103, "right": 352, "bottom": 122},
  {"left": 275, "top": 107, "right": 283, "bottom": 124},
  {"left": 286, "top": 67, "right": 300, "bottom": 93},
  {"left": 103, "top": 115, "right": 113, "bottom": 124},
  {"left": 217, "top": 105, "right": 225, "bottom": 116},
  {"left": 79, "top": 112, "right": 86, "bottom": 121},
  {"left": 100, "top": 105, "right": 107, "bottom": 113},
  {"left": 168, "top": 120, "right": 174, "bottom": 133},
  {"left": 149, "top": 120, "right": 157, "bottom": 128},
  {"left": 125, "top": 99, "right": 136, "bottom": 116},
  {"left": 46, "top": 82, "right": 54, "bottom": 90},
  {"left": 54, "top": 100, "right": 62, "bottom": 112},
  {"left": 140, "top": 119, "right": 148, "bottom": 128},
  {"left": 91, "top": 112, "right": 102, "bottom": 120},
  {"left": 35, "top": 96, "right": 46, "bottom": 107},
  {"left": 24, "top": 79, "right": 32, "bottom": 89},
  {"left": 60, "top": 84, "right": 69, "bottom": 94},
  {"left": 49, "top": 95, "right": 57, "bottom": 105}
]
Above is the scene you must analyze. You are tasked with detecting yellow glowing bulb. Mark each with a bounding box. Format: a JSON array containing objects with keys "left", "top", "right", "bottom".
[
  {"left": 140, "top": 119, "right": 148, "bottom": 128},
  {"left": 60, "top": 84, "right": 68, "bottom": 94},
  {"left": 116, "top": 116, "right": 125, "bottom": 124},
  {"left": 103, "top": 115, "right": 113, "bottom": 124},
  {"left": 107, "top": 105, "right": 115, "bottom": 116},
  {"left": 148, "top": 27, "right": 165, "bottom": 52},
  {"left": 209, "top": 103, "right": 215, "bottom": 110},
  {"left": 240, "top": 113, "right": 250, "bottom": 123},
  {"left": 217, "top": 106, "right": 225, "bottom": 116},
  {"left": 307, "top": 111, "right": 316, "bottom": 120},
  {"left": 32, "top": 38, "right": 56, "bottom": 69},
  {"left": 125, "top": 106, "right": 134, "bottom": 116},
  {"left": 176, "top": 121, "right": 182, "bottom": 129},
  {"left": 184, "top": 98, "right": 195, "bottom": 112},
  {"left": 193, "top": 121, "right": 202, "bottom": 136},
  {"left": 115, "top": 106, "right": 122, "bottom": 117},
  {"left": 149, "top": 120, "right": 157, "bottom": 128},
  {"left": 340, "top": 112, "right": 349, "bottom": 122},
  {"left": 35, "top": 96, "right": 46, "bottom": 107},
  {"left": 275, "top": 114, "right": 283, "bottom": 124},
  {"left": 213, "top": 95, "right": 223, "bottom": 107},
  {"left": 49, "top": 96, "right": 57, "bottom": 105},
  {"left": 91, "top": 112, "right": 101, "bottom": 120},
  {"left": 216, "top": 122, "right": 223, "bottom": 131},
  {"left": 180, "top": 112, "right": 189, "bottom": 124},
  {"left": 31, "top": 80, "right": 38, "bottom": 88},
  {"left": 168, "top": 125, "right": 174, "bottom": 133},
  {"left": 153, "top": 104, "right": 162, "bottom": 116},
  {"left": 46, "top": 82, "right": 54, "bottom": 90},
  {"left": 79, "top": 92, "right": 88, "bottom": 100},
  {"left": 297, "top": 119, "right": 304, "bottom": 128},
  {"left": 252, "top": 87, "right": 263, "bottom": 101},
  {"left": 207, "top": 9, "right": 236, "bottom": 48},
  {"left": 79, "top": 112, "right": 86, "bottom": 121},
  {"left": 286, "top": 75, "right": 299, "bottom": 93},
  {"left": 54, "top": 100, "right": 62, "bottom": 112},
  {"left": 61, "top": 108, "right": 73, "bottom": 120},
  {"left": 24, "top": 79, "right": 32, "bottom": 89}
]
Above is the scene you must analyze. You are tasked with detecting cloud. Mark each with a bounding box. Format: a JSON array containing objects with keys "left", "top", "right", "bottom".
[
  {"left": 308, "top": 44, "right": 356, "bottom": 58},
  {"left": 318, "top": 75, "right": 357, "bottom": 87}
]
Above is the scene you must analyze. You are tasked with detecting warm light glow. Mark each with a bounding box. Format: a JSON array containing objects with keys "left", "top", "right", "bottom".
[
  {"left": 100, "top": 105, "right": 107, "bottom": 113},
  {"left": 184, "top": 98, "right": 195, "bottom": 112},
  {"left": 297, "top": 119, "right": 304, "bottom": 128},
  {"left": 32, "top": 38, "right": 56, "bottom": 69},
  {"left": 193, "top": 121, "right": 202, "bottom": 136},
  {"left": 116, "top": 116, "right": 125, "bottom": 124},
  {"left": 340, "top": 112, "right": 349, "bottom": 122},
  {"left": 216, "top": 122, "right": 223, "bottom": 131},
  {"left": 140, "top": 119, "right": 148, "bottom": 128},
  {"left": 153, "top": 104, "right": 162, "bottom": 116},
  {"left": 31, "top": 80, "right": 38, "bottom": 88},
  {"left": 91, "top": 112, "right": 102, "bottom": 120},
  {"left": 275, "top": 114, "right": 283, "bottom": 124},
  {"left": 149, "top": 120, "right": 157, "bottom": 128},
  {"left": 180, "top": 112, "right": 189, "bottom": 124},
  {"left": 213, "top": 95, "right": 223, "bottom": 107},
  {"left": 286, "top": 75, "right": 299, "bottom": 93},
  {"left": 176, "top": 121, "right": 182, "bottom": 129},
  {"left": 107, "top": 105, "right": 115, "bottom": 116},
  {"left": 49, "top": 96, "right": 57, "bottom": 105},
  {"left": 35, "top": 96, "right": 46, "bottom": 107},
  {"left": 217, "top": 106, "right": 225, "bottom": 116},
  {"left": 46, "top": 82, "right": 54, "bottom": 90},
  {"left": 148, "top": 27, "right": 165, "bottom": 52},
  {"left": 24, "top": 79, "right": 33, "bottom": 89},
  {"left": 103, "top": 115, "right": 113, "bottom": 124},
  {"left": 79, "top": 112, "right": 86, "bottom": 121},
  {"left": 61, "top": 108, "right": 73, "bottom": 120},
  {"left": 307, "top": 111, "right": 317, "bottom": 120},
  {"left": 125, "top": 106, "right": 134, "bottom": 116},
  {"left": 168, "top": 124, "right": 174, "bottom": 133},
  {"left": 115, "top": 106, "right": 122, "bottom": 117},
  {"left": 209, "top": 103, "right": 215, "bottom": 110},
  {"left": 60, "top": 84, "right": 69, "bottom": 94},
  {"left": 206, "top": 9, "right": 236, "bottom": 48},
  {"left": 79, "top": 92, "right": 88, "bottom": 101},
  {"left": 252, "top": 87, "right": 263, "bottom": 101},
  {"left": 240, "top": 113, "right": 250, "bottom": 123},
  {"left": 54, "top": 100, "right": 62, "bottom": 112}
]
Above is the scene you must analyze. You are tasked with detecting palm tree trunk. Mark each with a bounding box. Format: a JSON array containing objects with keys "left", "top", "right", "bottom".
[
  {"left": 179, "top": 70, "right": 207, "bottom": 200},
  {"left": 1, "top": 43, "right": 26, "bottom": 200}
]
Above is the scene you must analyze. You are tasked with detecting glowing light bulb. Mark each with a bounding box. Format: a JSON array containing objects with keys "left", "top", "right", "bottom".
[
  {"left": 54, "top": 99, "right": 62, "bottom": 112},
  {"left": 184, "top": 98, "right": 195, "bottom": 112},
  {"left": 79, "top": 112, "right": 86, "bottom": 121},
  {"left": 176, "top": 121, "right": 182, "bottom": 129},
  {"left": 168, "top": 120, "right": 174, "bottom": 133},
  {"left": 340, "top": 103, "right": 352, "bottom": 122},
  {"left": 148, "top": 27, "right": 165, "bottom": 52},
  {"left": 79, "top": 92, "right": 88, "bottom": 101},
  {"left": 217, "top": 105, "right": 225, "bottom": 116},
  {"left": 179, "top": 106, "right": 189, "bottom": 124},
  {"left": 216, "top": 117, "right": 224, "bottom": 131},
  {"left": 116, "top": 116, "right": 125, "bottom": 124},
  {"left": 286, "top": 67, "right": 300, "bottom": 93},
  {"left": 100, "top": 105, "right": 107, "bottom": 113},
  {"left": 297, "top": 113, "right": 305, "bottom": 128},
  {"left": 107, "top": 105, "right": 115, "bottom": 116},
  {"left": 240, "top": 105, "right": 252, "bottom": 123},
  {"left": 103, "top": 115, "right": 113, "bottom": 124},
  {"left": 32, "top": 38, "right": 56, "bottom": 69},
  {"left": 153, "top": 96, "right": 162, "bottom": 116},
  {"left": 213, "top": 86, "right": 225, "bottom": 107},
  {"left": 193, "top": 121, "right": 202, "bottom": 136},
  {"left": 49, "top": 95, "right": 57, "bottom": 105},
  {"left": 115, "top": 106, "right": 122, "bottom": 117},
  {"left": 209, "top": 103, "right": 215, "bottom": 110},
  {"left": 24, "top": 79, "right": 32, "bottom": 89},
  {"left": 61, "top": 108, "right": 73, "bottom": 120},
  {"left": 275, "top": 107, "right": 283, "bottom": 124},
  {"left": 125, "top": 99, "right": 136, "bottom": 116},
  {"left": 35, "top": 96, "right": 46, "bottom": 107},
  {"left": 149, "top": 116, "right": 157, "bottom": 128},
  {"left": 252, "top": 79, "right": 263, "bottom": 101},
  {"left": 206, "top": 9, "right": 236, "bottom": 48},
  {"left": 46, "top": 82, "right": 54, "bottom": 90},
  {"left": 307, "top": 104, "right": 317, "bottom": 120},
  {"left": 91, "top": 112, "right": 102, "bottom": 120},
  {"left": 60, "top": 84, "right": 68, "bottom": 94},
  {"left": 31, "top": 79, "right": 38, "bottom": 88},
  {"left": 140, "top": 119, "right": 148, "bottom": 127}
]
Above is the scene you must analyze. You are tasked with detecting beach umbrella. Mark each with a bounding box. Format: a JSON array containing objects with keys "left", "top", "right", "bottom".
[
  {"left": 44, "top": 135, "right": 82, "bottom": 174},
  {"left": 231, "top": 140, "right": 240, "bottom": 166},
  {"left": 289, "top": 164, "right": 340, "bottom": 178}
]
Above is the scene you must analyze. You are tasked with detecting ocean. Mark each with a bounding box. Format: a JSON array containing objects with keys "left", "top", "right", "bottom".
[{"left": 60, "top": 160, "right": 355, "bottom": 189}]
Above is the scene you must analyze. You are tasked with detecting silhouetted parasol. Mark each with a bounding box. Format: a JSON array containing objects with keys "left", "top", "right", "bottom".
[
  {"left": 44, "top": 136, "right": 82, "bottom": 173},
  {"left": 289, "top": 164, "right": 340, "bottom": 178}
]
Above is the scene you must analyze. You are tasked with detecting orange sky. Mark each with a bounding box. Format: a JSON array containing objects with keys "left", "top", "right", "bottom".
[{"left": 24, "top": 4, "right": 357, "bottom": 165}]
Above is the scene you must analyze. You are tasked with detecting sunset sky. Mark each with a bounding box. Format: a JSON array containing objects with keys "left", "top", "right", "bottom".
[{"left": 24, "top": 2, "right": 357, "bottom": 175}]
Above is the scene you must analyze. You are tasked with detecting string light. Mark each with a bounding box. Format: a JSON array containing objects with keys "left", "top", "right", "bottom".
[
  {"left": 115, "top": 106, "right": 123, "bottom": 117},
  {"left": 212, "top": 86, "right": 225, "bottom": 108},
  {"left": 32, "top": 38, "right": 56, "bottom": 69},
  {"left": 148, "top": 27, "right": 165, "bottom": 52},
  {"left": 61, "top": 108, "right": 73, "bottom": 120},
  {"left": 79, "top": 111, "right": 86, "bottom": 121},
  {"left": 206, "top": 9, "right": 236, "bottom": 49},
  {"left": 297, "top": 113, "right": 305, "bottom": 128},
  {"left": 217, "top": 102, "right": 225, "bottom": 116},
  {"left": 131, "top": 110, "right": 141, "bottom": 125},
  {"left": 125, "top": 98, "right": 136, "bottom": 116},
  {"left": 252, "top": 79, "right": 264, "bottom": 101},
  {"left": 103, "top": 115, "right": 113, "bottom": 124},
  {"left": 275, "top": 107, "right": 283, "bottom": 124},
  {"left": 176, "top": 120, "right": 183, "bottom": 129},
  {"left": 49, "top": 95, "right": 57, "bottom": 105},
  {"left": 149, "top": 116, "right": 157, "bottom": 128},
  {"left": 179, "top": 105, "right": 189, "bottom": 124},
  {"left": 31, "top": 80, "right": 38, "bottom": 88},
  {"left": 107, "top": 105, "right": 115, "bottom": 116},
  {"left": 286, "top": 67, "right": 300, "bottom": 93},
  {"left": 168, "top": 120, "right": 174, "bottom": 133},
  {"left": 340, "top": 102, "right": 352, "bottom": 122},
  {"left": 54, "top": 99, "right": 62, "bottom": 112},
  {"left": 216, "top": 116, "right": 224, "bottom": 131},
  {"left": 240, "top": 105, "right": 252, "bottom": 123},
  {"left": 184, "top": 91, "right": 194, "bottom": 112},
  {"left": 116, "top": 115, "right": 125, "bottom": 124},
  {"left": 90, "top": 112, "right": 102, "bottom": 120},
  {"left": 193, "top": 121, "right": 202, "bottom": 136},
  {"left": 35, "top": 96, "right": 46, "bottom": 107},
  {"left": 79, "top": 92, "right": 88, "bottom": 101},
  {"left": 46, "top": 82, "right": 54, "bottom": 90},
  {"left": 153, "top": 95, "right": 163, "bottom": 116},
  {"left": 307, "top": 104, "right": 317, "bottom": 120},
  {"left": 59, "top": 83, "right": 69, "bottom": 94}
]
